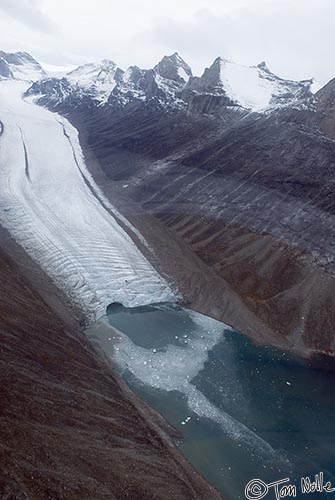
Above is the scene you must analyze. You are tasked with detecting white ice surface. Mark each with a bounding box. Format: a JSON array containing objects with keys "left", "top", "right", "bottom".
[{"left": 0, "top": 80, "right": 176, "bottom": 319}]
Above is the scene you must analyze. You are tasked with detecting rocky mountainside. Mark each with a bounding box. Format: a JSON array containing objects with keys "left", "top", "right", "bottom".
[
  {"left": 26, "top": 52, "right": 194, "bottom": 110},
  {"left": 66, "top": 59, "right": 124, "bottom": 103},
  {"left": 61, "top": 97, "right": 335, "bottom": 361},
  {"left": 5, "top": 50, "right": 335, "bottom": 361},
  {"left": 24, "top": 51, "right": 335, "bottom": 361},
  {"left": 182, "top": 57, "right": 315, "bottom": 113},
  {"left": 25, "top": 52, "right": 316, "bottom": 114}
]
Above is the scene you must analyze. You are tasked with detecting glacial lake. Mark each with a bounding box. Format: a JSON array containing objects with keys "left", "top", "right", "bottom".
[{"left": 87, "top": 303, "right": 335, "bottom": 499}]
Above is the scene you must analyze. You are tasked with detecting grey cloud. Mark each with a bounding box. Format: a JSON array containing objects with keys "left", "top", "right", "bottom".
[
  {"left": 0, "top": 0, "right": 334, "bottom": 88},
  {"left": 137, "top": 0, "right": 335, "bottom": 85},
  {"left": 0, "top": 0, "right": 56, "bottom": 32}
]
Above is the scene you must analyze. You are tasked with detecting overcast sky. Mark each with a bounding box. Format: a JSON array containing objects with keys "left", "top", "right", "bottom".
[{"left": 0, "top": 0, "right": 333, "bottom": 84}]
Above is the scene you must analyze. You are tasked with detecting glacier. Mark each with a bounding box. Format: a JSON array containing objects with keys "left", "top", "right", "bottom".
[{"left": 0, "top": 80, "right": 176, "bottom": 319}]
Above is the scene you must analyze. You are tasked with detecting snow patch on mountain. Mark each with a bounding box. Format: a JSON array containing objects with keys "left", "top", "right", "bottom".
[
  {"left": 178, "top": 67, "right": 190, "bottom": 82},
  {"left": 66, "top": 60, "right": 124, "bottom": 103},
  {"left": 40, "top": 62, "right": 77, "bottom": 79},
  {"left": 109, "top": 53, "right": 192, "bottom": 109},
  {"left": 311, "top": 79, "right": 323, "bottom": 94},
  {"left": 219, "top": 59, "right": 276, "bottom": 110},
  {"left": 0, "top": 51, "right": 46, "bottom": 82},
  {"left": 110, "top": 66, "right": 147, "bottom": 105},
  {"left": 154, "top": 52, "right": 192, "bottom": 83},
  {"left": 186, "top": 57, "right": 314, "bottom": 112}
]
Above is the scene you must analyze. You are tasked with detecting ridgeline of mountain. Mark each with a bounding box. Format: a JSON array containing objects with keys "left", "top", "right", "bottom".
[{"left": 24, "top": 52, "right": 315, "bottom": 113}]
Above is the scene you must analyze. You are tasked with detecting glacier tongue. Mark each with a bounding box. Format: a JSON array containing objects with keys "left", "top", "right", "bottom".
[{"left": 0, "top": 80, "right": 176, "bottom": 319}]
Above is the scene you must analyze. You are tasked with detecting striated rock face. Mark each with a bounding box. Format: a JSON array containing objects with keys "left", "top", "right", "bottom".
[
  {"left": 0, "top": 225, "right": 223, "bottom": 500},
  {"left": 64, "top": 94, "right": 335, "bottom": 361},
  {"left": 16, "top": 51, "right": 335, "bottom": 359}
]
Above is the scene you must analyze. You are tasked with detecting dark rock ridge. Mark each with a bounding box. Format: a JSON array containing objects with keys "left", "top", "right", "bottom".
[
  {"left": 154, "top": 52, "right": 193, "bottom": 81},
  {"left": 0, "top": 224, "right": 223, "bottom": 499}
]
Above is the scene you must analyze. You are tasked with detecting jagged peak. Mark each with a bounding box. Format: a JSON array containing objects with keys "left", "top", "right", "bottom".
[
  {"left": 187, "top": 55, "right": 315, "bottom": 112},
  {"left": 160, "top": 52, "right": 186, "bottom": 63},
  {"left": 208, "top": 56, "right": 233, "bottom": 70},
  {"left": 122, "top": 65, "right": 145, "bottom": 83},
  {"left": 257, "top": 61, "right": 271, "bottom": 72},
  {"left": 154, "top": 53, "right": 192, "bottom": 82},
  {"left": 200, "top": 57, "right": 233, "bottom": 82},
  {"left": 212, "top": 56, "right": 230, "bottom": 64}
]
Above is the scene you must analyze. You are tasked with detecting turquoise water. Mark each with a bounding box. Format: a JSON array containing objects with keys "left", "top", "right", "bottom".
[{"left": 87, "top": 303, "right": 335, "bottom": 500}]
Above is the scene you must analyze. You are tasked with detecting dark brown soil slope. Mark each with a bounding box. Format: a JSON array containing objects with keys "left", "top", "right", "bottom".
[
  {"left": 67, "top": 104, "right": 335, "bottom": 361},
  {"left": 0, "top": 226, "right": 222, "bottom": 500}
]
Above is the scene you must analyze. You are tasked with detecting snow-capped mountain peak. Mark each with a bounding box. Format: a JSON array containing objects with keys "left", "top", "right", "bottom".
[
  {"left": 0, "top": 51, "right": 46, "bottom": 82},
  {"left": 67, "top": 59, "right": 117, "bottom": 82},
  {"left": 66, "top": 59, "right": 124, "bottom": 103},
  {"left": 154, "top": 52, "right": 193, "bottom": 83},
  {"left": 186, "top": 56, "right": 314, "bottom": 111},
  {"left": 24, "top": 51, "right": 316, "bottom": 114}
]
